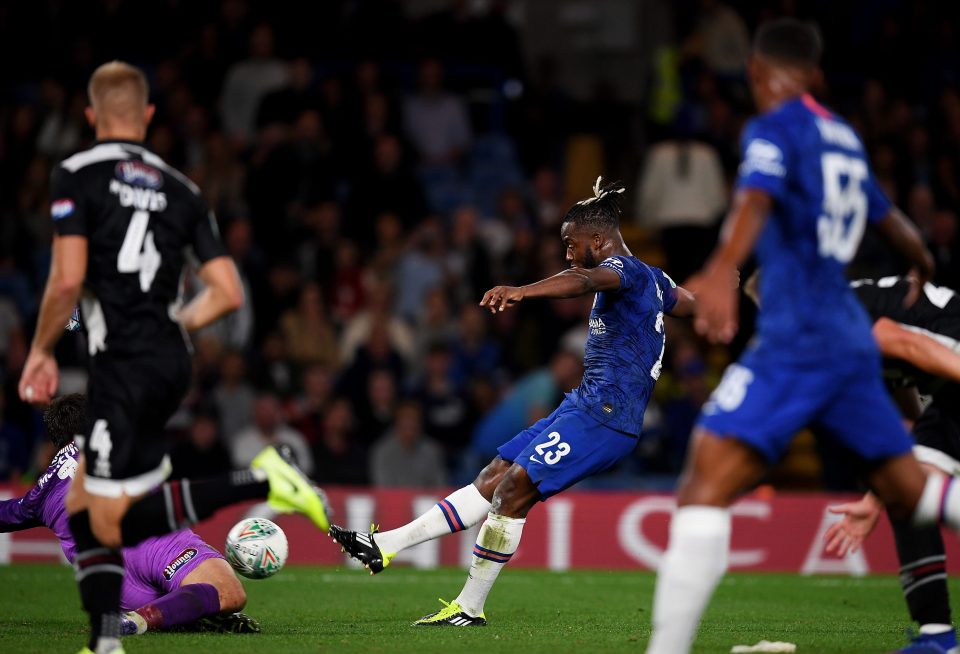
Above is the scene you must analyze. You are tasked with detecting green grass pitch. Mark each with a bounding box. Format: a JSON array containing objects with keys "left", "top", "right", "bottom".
[{"left": 0, "top": 564, "right": 949, "bottom": 653}]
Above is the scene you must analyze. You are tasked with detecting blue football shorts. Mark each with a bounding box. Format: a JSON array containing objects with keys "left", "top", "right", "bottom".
[
  {"left": 698, "top": 345, "right": 913, "bottom": 464},
  {"left": 497, "top": 396, "right": 639, "bottom": 499}
]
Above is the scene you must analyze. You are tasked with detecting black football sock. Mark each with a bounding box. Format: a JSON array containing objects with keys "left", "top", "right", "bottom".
[
  {"left": 69, "top": 511, "right": 124, "bottom": 653},
  {"left": 120, "top": 470, "right": 269, "bottom": 546},
  {"left": 891, "top": 514, "right": 952, "bottom": 627}
]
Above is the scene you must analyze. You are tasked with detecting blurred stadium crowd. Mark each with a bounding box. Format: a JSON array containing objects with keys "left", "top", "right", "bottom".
[{"left": 0, "top": 0, "right": 959, "bottom": 491}]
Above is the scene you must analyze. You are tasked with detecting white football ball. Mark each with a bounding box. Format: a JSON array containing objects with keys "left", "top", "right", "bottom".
[{"left": 225, "top": 517, "right": 288, "bottom": 579}]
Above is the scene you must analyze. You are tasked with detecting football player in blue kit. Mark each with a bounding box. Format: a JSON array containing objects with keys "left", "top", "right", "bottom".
[
  {"left": 330, "top": 178, "right": 697, "bottom": 626},
  {"left": 645, "top": 19, "right": 960, "bottom": 654}
]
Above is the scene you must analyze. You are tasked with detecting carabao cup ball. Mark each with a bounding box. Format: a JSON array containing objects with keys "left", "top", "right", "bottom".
[{"left": 224, "top": 517, "right": 288, "bottom": 579}]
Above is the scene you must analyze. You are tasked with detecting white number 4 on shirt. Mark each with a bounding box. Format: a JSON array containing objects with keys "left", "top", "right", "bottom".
[{"left": 117, "top": 210, "right": 161, "bottom": 292}]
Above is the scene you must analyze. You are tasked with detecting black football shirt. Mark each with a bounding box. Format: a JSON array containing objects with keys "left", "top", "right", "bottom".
[{"left": 50, "top": 140, "right": 226, "bottom": 356}]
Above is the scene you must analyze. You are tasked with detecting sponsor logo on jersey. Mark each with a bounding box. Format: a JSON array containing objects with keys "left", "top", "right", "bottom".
[
  {"left": 740, "top": 138, "right": 786, "bottom": 178},
  {"left": 589, "top": 316, "right": 607, "bottom": 335},
  {"left": 163, "top": 548, "right": 198, "bottom": 580},
  {"left": 36, "top": 444, "right": 79, "bottom": 489},
  {"left": 601, "top": 257, "right": 624, "bottom": 269},
  {"left": 51, "top": 199, "right": 75, "bottom": 220},
  {"left": 115, "top": 161, "right": 163, "bottom": 189}
]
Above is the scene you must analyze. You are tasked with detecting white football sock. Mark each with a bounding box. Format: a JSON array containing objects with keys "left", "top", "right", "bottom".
[
  {"left": 646, "top": 506, "right": 731, "bottom": 654},
  {"left": 455, "top": 513, "right": 525, "bottom": 617},
  {"left": 912, "top": 473, "right": 960, "bottom": 530},
  {"left": 375, "top": 484, "right": 491, "bottom": 555}
]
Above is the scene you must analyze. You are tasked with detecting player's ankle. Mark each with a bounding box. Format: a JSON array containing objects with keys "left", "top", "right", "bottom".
[{"left": 126, "top": 610, "right": 149, "bottom": 634}]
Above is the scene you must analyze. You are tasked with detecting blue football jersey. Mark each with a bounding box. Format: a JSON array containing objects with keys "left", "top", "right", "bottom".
[
  {"left": 570, "top": 255, "right": 678, "bottom": 435},
  {"left": 738, "top": 93, "right": 892, "bottom": 360}
]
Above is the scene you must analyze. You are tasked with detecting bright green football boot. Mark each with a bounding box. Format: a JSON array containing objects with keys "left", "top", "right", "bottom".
[
  {"left": 251, "top": 445, "right": 330, "bottom": 531},
  {"left": 76, "top": 647, "right": 124, "bottom": 654},
  {"left": 412, "top": 599, "right": 487, "bottom": 627}
]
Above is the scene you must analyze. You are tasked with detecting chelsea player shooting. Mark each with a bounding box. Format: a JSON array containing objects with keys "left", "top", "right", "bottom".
[
  {"left": 330, "top": 178, "right": 696, "bottom": 626},
  {"left": 645, "top": 19, "right": 960, "bottom": 654}
]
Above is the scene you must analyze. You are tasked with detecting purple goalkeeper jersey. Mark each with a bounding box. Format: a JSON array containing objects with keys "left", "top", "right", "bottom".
[
  {"left": 0, "top": 443, "right": 79, "bottom": 561},
  {"left": 0, "top": 442, "right": 223, "bottom": 610}
]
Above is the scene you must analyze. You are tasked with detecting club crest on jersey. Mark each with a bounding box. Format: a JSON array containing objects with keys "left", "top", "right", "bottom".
[
  {"left": 740, "top": 138, "right": 785, "bottom": 178},
  {"left": 51, "top": 199, "right": 75, "bottom": 220},
  {"left": 163, "top": 548, "right": 198, "bottom": 580},
  {"left": 115, "top": 161, "right": 163, "bottom": 189}
]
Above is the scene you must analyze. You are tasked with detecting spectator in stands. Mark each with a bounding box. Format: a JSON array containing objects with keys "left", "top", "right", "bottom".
[
  {"left": 0, "top": 393, "right": 28, "bottom": 481},
  {"left": 370, "top": 401, "right": 447, "bottom": 488},
  {"left": 252, "top": 331, "right": 297, "bottom": 398},
  {"left": 296, "top": 201, "right": 341, "bottom": 288},
  {"left": 200, "top": 132, "right": 248, "bottom": 220},
  {"left": 35, "top": 80, "right": 83, "bottom": 161},
  {"left": 339, "top": 279, "right": 416, "bottom": 369},
  {"left": 446, "top": 205, "right": 494, "bottom": 305},
  {"left": 684, "top": 0, "right": 750, "bottom": 79},
  {"left": 393, "top": 220, "right": 447, "bottom": 324},
  {"left": 345, "top": 133, "right": 428, "bottom": 244},
  {"left": 312, "top": 397, "right": 368, "bottom": 486},
  {"left": 257, "top": 57, "right": 320, "bottom": 129},
  {"left": 231, "top": 392, "right": 314, "bottom": 474},
  {"left": 170, "top": 409, "right": 232, "bottom": 478},
  {"left": 637, "top": 131, "right": 727, "bottom": 282},
  {"left": 930, "top": 208, "right": 960, "bottom": 285},
  {"left": 220, "top": 23, "right": 289, "bottom": 144},
  {"left": 279, "top": 282, "right": 339, "bottom": 370},
  {"left": 287, "top": 364, "right": 335, "bottom": 445},
  {"left": 329, "top": 241, "right": 366, "bottom": 327},
  {"left": 212, "top": 349, "right": 255, "bottom": 444},
  {"left": 356, "top": 368, "right": 397, "bottom": 444},
  {"left": 403, "top": 58, "right": 472, "bottom": 166},
  {"left": 449, "top": 304, "right": 501, "bottom": 390},
  {"left": 0, "top": 297, "right": 23, "bottom": 365},
  {"left": 413, "top": 288, "right": 458, "bottom": 365},
  {"left": 337, "top": 323, "right": 407, "bottom": 402},
  {"left": 412, "top": 342, "right": 471, "bottom": 455},
  {"left": 531, "top": 166, "right": 564, "bottom": 230}
]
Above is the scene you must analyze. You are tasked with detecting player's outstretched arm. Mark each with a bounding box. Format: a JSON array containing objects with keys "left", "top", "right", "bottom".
[
  {"left": 479, "top": 267, "right": 621, "bottom": 313},
  {"left": 873, "top": 316, "right": 960, "bottom": 383},
  {"left": 667, "top": 286, "right": 697, "bottom": 317},
  {"left": 686, "top": 189, "right": 771, "bottom": 342},
  {"left": 874, "top": 208, "right": 935, "bottom": 305},
  {"left": 177, "top": 256, "right": 244, "bottom": 332},
  {"left": 19, "top": 234, "right": 87, "bottom": 405},
  {"left": 0, "top": 488, "right": 45, "bottom": 533}
]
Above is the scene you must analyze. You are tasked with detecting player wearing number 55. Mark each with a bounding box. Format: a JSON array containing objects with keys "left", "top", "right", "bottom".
[
  {"left": 329, "top": 177, "right": 697, "bottom": 627},
  {"left": 644, "top": 19, "right": 945, "bottom": 654}
]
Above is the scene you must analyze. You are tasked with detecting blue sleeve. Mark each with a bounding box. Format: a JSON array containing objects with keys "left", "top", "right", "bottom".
[
  {"left": 736, "top": 118, "right": 790, "bottom": 201},
  {"left": 653, "top": 267, "right": 679, "bottom": 313},
  {"left": 0, "top": 487, "right": 43, "bottom": 533},
  {"left": 598, "top": 256, "right": 631, "bottom": 290},
  {"left": 864, "top": 172, "right": 892, "bottom": 224}
]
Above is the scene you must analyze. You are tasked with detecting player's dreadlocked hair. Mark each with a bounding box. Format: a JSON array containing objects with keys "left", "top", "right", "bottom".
[
  {"left": 754, "top": 18, "right": 823, "bottom": 68},
  {"left": 43, "top": 393, "right": 87, "bottom": 450},
  {"left": 562, "top": 177, "right": 626, "bottom": 232}
]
